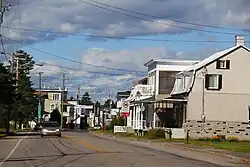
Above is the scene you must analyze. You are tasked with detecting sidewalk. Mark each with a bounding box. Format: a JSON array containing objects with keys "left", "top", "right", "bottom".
[{"left": 90, "top": 132, "right": 250, "bottom": 165}]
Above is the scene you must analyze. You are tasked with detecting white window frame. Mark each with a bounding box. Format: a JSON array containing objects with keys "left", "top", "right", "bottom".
[
  {"left": 50, "top": 104, "right": 55, "bottom": 112},
  {"left": 219, "top": 60, "right": 227, "bottom": 69},
  {"left": 52, "top": 93, "right": 60, "bottom": 101},
  {"left": 207, "top": 74, "right": 219, "bottom": 89}
]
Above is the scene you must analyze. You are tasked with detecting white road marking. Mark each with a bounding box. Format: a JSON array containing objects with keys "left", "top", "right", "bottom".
[{"left": 0, "top": 133, "right": 29, "bottom": 167}]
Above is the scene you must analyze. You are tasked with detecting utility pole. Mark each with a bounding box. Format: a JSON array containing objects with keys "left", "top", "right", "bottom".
[
  {"left": 75, "top": 84, "right": 80, "bottom": 129},
  {"left": 0, "top": 0, "right": 4, "bottom": 26},
  {"left": 61, "top": 73, "right": 65, "bottom": 128}
]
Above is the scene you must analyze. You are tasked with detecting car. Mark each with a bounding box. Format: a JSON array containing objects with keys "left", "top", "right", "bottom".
[{"left": 41, "top": 121, "right": 61, "bottom": 137}]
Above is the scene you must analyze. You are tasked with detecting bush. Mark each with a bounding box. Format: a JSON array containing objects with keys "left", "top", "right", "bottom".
[
  {"left": 146, "top": 129, "right": 165, "bottom": 139},
  {"left": 227, "top": 136, "right": 239, "bottom": 142},
  {"left": 198, "top": 137, "right": 211, "bottom": 141},
  {"left": 212, "top": 135, "right": 221, "bottom": 142}
]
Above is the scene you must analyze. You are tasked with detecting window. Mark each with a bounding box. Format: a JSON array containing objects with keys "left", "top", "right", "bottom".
[
  {"left": 205, "top": 74, "right": 222, "bottom": 90},
  {"left": 52, "top": 93, "right": 60, "bottom": 100},
  {"left": 216, "top": 60, "right": 230, "bottom": 69},
  {"left": 159, "top": 71, "right": 178, "bottom": 94},
  {"left": 50, "top": 104, "right": 55, "bottom": 112}
]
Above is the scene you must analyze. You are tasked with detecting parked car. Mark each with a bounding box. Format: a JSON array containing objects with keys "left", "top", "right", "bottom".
[
  {"left": 33, "top": 124, "right": 42, "bottom": 131},
  {"left": 41, "top": 121, "right": 61, "bottom": 137}
]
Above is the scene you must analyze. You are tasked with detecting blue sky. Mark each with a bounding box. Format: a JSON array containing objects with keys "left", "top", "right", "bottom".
[{"left": 2, "top": 0, "right": 250, "bottom": 103}]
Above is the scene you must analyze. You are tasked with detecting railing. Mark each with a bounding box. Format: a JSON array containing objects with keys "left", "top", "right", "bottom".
[
  {"left": 131, "top": 120, "right": 154, "bottom": 130},
  {"left": 114, "top": 126, "right": 127, "bottom": 133}
]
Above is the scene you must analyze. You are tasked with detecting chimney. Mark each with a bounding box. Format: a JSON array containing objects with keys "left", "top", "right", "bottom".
[{"left": 235, "top": 36, "right": 245, "bottom": 46}]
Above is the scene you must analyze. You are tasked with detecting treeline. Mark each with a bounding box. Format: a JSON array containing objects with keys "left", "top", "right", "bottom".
[{"left": 0, "top": 50, "right": 38, "bottom": 132}]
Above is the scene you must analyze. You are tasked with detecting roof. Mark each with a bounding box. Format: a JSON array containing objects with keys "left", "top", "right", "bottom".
[
  {"left": 170, "top": 44, "right": 250, "bottom": 96},
  {"left": 190, "top": 45, "right": 250, "bottom": 71},
  {"left": 144, "top": 58, "right": 199, "bottom": 67}
]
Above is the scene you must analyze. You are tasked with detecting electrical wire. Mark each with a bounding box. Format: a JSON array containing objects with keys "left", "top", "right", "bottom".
[
  {"left": 40, "top": 61, "right": 146, "bottom": 76},
  {"left": 85, "top": 0, "right": 250, "bottom": 32},
  {"left": 1, "top": 26, "right": 243, "bottom": 43},
  {"left": 78, "top": 0, "right": 250, "bottom": 36},
  {"left": 2, "top": 35, "right": 147, "bottom": 73}
]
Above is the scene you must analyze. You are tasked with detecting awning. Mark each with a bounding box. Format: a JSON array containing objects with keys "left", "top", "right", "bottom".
[
  {"left": 132, "top": 96, "right": 154, "bottom": 103},
  {"left": 162, "top": 98, "right": 187, "bottom": 102}
]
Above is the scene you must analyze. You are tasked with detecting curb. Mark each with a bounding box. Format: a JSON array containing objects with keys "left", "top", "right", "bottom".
[{"left": 91, "top": 132, "right": 250, "bottom": 165}]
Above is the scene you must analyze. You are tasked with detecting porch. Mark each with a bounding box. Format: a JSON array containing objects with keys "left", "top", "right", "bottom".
[{"left": 128, "top": 97, "right": 187, "bottom": 132}]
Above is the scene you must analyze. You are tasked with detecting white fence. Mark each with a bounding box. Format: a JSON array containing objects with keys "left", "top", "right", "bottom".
[
  {"left": 165, "top": 128, "right": 185, "bottom": 139},
  {"left": 114, "top": 126, "right": 127, "bottom": 133}
]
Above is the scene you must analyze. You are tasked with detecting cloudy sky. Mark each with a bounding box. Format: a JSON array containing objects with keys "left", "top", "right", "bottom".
[{"left": 1, "top": 0, "right": 250, "bottom": 103}]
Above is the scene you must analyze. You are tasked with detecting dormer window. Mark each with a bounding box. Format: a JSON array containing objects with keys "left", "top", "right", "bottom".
[{"left": 216, "top": 60, "right": 230, "bottom": 69}]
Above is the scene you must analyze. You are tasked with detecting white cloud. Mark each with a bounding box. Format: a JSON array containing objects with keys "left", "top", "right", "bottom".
[{"left": 2, "top": 0, "right": 250, "bottom": 45}]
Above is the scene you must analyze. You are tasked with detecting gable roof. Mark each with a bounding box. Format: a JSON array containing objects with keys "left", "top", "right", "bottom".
[
  {"left": 170, "top": 44, "right": 250, "bottom": 96},
  {"left": 189, "top": 45, "right": 250, "bottom": 71}
]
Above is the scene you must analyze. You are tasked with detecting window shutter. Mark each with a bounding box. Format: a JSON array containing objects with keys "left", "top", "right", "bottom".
[
  {"left": 226, "top": 60, "right": 230, "bottom": 69},
  {"left": 218, "top": 75, "right": 222, "bottom": 90},
  {"left": 205, "top": 74, "right": 209, "bottom": 89},
  {"left": 216, "top": 60, "right": 220, "bottom": 69}
]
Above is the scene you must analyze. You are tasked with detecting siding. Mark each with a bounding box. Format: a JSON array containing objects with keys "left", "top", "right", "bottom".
[{"left": 187, "top": 47, "right": 250, "bottom": 122}]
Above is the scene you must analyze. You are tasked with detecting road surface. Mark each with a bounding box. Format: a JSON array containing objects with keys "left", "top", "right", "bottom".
[{"left": 0, "top": 131, "right": 248, "bottom": 167}]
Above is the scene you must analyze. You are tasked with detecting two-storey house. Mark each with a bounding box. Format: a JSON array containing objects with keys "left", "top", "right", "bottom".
[
  {"left": 125, "top": 59, "right": 199, "bottom": 135},
  {"left": 34, "top": 87, "right": 68, "bottom": 124},
  {"left": 170, "top": 36, "right": 250, "bottom": 140}
]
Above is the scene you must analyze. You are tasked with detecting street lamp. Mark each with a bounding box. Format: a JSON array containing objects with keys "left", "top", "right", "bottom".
[{"left": 201, "top": 67, "right": 207, "bottom": 123}]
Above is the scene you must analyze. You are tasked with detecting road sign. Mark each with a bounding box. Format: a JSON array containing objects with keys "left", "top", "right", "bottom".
[{"left": 121, "top": 112, "right": 130, "bottom": 117}]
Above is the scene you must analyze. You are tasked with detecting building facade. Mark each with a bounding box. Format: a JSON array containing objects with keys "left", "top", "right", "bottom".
[{"left": 170, "top": 36, "right": 250, "bottom": 140}]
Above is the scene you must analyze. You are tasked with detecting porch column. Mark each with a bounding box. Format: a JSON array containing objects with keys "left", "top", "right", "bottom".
[
  {"left": 141, "top": 103, "right": 144, "bottom": 129},
  {"left": 153, "top": 111, "right": 156, "bottom": 129},
  {"left": 133, "top": 105, "right": 136, "bottom": 129}
]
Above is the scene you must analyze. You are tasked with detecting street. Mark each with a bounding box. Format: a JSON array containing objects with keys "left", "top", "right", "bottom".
[{"left": 0, "top": 132, "right": 248, "bottom": 167}]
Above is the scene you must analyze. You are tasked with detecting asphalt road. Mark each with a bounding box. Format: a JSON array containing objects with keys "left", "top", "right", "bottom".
[{"left": 0, "top": 132, "right": 248, "bottom": 167}]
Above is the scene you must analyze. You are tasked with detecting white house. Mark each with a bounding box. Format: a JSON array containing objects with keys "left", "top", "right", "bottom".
[
  {"left": 65, "top": 101, "right": 94, "bottom": 129},
  {"left": 126, "top": 59, "right": 199, "bottom": 134},
  {"left": 170, "top": 36, "right": 250, "bottom": 140}
]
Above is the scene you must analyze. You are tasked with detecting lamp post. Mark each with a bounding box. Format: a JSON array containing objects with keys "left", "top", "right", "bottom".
[{"left": 201, "top": 67, "right": 207, "bottom": 124}]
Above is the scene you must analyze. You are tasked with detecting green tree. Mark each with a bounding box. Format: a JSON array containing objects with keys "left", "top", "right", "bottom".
[
  {"left": 0, "top": 63, "right": 16, "bottom": 132},
  {"left": 80, "top": 92, "right": 93, "bottom": 105},
  {"left": 13, "top": 50, "right": 38, "bottom": 129},
  {"left": 103, "top": 99, "right": 116, "bottom": 109}
]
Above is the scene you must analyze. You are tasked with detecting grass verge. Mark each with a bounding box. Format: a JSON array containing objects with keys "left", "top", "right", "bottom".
[{"left": 94, "top": 130, "right": 250, "bottom": 153}]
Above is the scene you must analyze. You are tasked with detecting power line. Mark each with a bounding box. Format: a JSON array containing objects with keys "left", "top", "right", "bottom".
[
  {"left": 40, "top": 62, "right": 146, "bottom": 76},
  {"left": 2, "top": 35, "right": 146, "bottom": 73},
  {"left": 86, "top": 0, "right": 250, "bottom": 32},
  {"left": 78, "top": 0, "right": 250, "bottom": 36},
  {"left": 1, "top": 26, "right": 244, "bottom": 43}
]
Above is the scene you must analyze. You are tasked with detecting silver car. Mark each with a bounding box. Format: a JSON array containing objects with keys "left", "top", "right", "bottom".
[{"left": 41, "top": 121, "right": 61, "bottom": 137}]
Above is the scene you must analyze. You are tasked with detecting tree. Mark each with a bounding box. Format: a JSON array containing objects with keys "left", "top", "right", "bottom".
[
  {"left": 80, "top": 92, "right": 93, "bottom": 105},
  {"left": 103, "top": 99, "right": 116, "bottom": 109},
  {"left": 13, "top": 50, "right": 38, "bottom": 129},
  {"left": 0, "top": 63, "right": 16, "bottom": 132}
]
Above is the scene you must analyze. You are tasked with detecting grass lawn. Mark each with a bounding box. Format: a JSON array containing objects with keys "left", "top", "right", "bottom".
[{"left": 188, "top": 140, "right": 250, "bottom": 153}]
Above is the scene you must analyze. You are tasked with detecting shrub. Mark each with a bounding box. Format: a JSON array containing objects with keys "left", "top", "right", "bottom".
[
  {"left": 146, "top": 129, "right": 165, "bottom": 139},
  {"left": 212, "top": 135, "right": 221, "bottom": 142},
  {"left": 227, "top": 136, "right": 239, "bottom": 142},
  {"left": 198, "top": 137, "right": 211, "bottom": 141}
]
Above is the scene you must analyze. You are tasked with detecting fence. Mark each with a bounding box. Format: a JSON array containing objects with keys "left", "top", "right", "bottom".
[{"left": 114, "top": 126, "right": 127, "bottom": 133}]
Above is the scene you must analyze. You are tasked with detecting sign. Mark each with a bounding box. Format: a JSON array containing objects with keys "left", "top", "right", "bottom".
[
  {"left": 121, "top": 101, "right": 130, "bottom": 117},
  {"left": 38, "top": 105, "right": 41, "bottom": 120},
  {"left": 121, "top": 101, "right": 129, "bottom": 113},
  {"left": 121, "top": 112, "right": 130, "bottom": 117}
]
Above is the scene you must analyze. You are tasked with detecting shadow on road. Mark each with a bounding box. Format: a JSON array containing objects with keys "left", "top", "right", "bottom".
[{"left": 0, "top": 137, "right": 129, "bottom": 167}]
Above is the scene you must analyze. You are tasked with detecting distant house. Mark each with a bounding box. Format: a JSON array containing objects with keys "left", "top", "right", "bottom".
[
  {"left": 33, "top": 87, "right": 68, "bottom": 124},
  {"left": 170, "top": 36, "right": 250, "bottom": 140}
]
